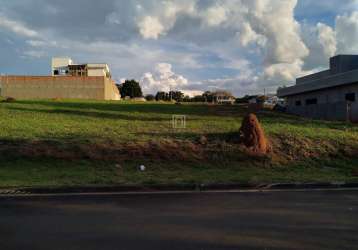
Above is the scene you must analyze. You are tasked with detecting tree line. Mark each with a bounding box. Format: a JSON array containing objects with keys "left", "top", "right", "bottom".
[{"left": 116, "top": 79, "right": 235, "bottom": 102}]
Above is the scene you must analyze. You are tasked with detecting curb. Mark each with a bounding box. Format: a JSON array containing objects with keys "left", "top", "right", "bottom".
[{"left": 1, "top": 182, "right": 358, "bottom": 195}]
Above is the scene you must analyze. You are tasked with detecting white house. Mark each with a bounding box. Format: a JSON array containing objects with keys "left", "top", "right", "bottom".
[{"left": 51, "top": 57, "right": 111, "bottom": 78}]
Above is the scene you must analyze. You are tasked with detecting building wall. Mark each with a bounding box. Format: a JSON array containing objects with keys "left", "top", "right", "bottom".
[
  {"left": 286, "top": 83, "right": 358, "bottom": 122},
  {"left": 330, "top": 55, "right": 358, "bottom": 75},
  {"left": 104, "top": 78, "right": 121, "bottom": 100},
  {"left": 296, "top": 70, "right": 331, "bottom": 85},
  {"left": 87, "top": 68, "right": 106, "bottom": 77},
  {"left": 0, "top": 76, "right": 120, "bottom": 100}
]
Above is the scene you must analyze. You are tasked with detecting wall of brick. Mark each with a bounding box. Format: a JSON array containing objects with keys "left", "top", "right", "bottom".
[
  {"left": 104, "top": 78, "right": 120, "bottom": 100},
  {"left": 0, "top": 76, "right": 120, "bottom": 100}
]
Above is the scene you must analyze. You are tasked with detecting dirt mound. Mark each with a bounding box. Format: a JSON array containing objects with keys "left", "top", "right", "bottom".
[
  {"left": 239, "top": 113, "right": 268, "bottom": 154},
  {"left": 2, "top": 97, "right": 16, "bottom": 103}
]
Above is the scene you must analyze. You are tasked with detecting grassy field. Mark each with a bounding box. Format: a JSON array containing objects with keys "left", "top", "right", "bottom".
[{"left": 0, "top": 99, "right": 358, "bottom": 187}]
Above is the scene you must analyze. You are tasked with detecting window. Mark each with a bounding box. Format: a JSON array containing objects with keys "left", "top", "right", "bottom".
[
  {"left": 345, "top": 93, "right": 356, "bottom": 102},
  {"left": 305, "top": 98, "right": 317, "bottom": 105},
  {"left": 295, "top": 100, "right": 301, "bottom": 106},
  {"left": 53, "top": 70, "right": 59, "bottom": 75}
]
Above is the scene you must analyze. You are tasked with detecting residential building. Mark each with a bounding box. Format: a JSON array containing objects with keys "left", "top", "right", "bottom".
[
  {"left": 52, "top": 57, "right": 111, "bottom": 78},
  {"left": 0, "top": 57, "right": 120, "bottom": 100},
  {"left": 277, "top": 55, "right": 358, "bottom": 122},
  {"left": 212, "top": 91, "right": 236, "bottom": 104}
]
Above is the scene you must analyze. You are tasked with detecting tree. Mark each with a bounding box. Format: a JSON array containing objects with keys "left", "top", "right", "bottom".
[
  {"left": 182, "top": 95, "right": 191, "bottom": 102},
  {"left": 155, "top": 91, "right": 167, "bottom": 101},
  {"left": 145, "top": 94, "right": 155, "bottom": 101},
  {"left": 235, "top": 95, "right": 251, "bottom": 104},
  {"left": 155, "top": 91, "right": 184, "bottom": 101},
  {"left": 192, "top": 95, "right": 205, "bottom": 102},
  {"left": 202, "top": 91, "right": 214, "bottom": 102},
  {"left": 119, "top": 79, "right": 143, "bottom": 98},
  {"left": 169, "top": 91, "right": 184, "bottom": 102}
]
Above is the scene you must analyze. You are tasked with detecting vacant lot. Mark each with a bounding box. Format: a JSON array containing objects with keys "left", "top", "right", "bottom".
[{"left": 0, "top": 99, "right": 357, "bottom": 187}]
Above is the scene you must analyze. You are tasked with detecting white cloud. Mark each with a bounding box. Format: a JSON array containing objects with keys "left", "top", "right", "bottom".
[
  {"left": 137, "top": 0, "right": 196, "bottom": 40},
  {"left": 202, "top": 4, "right": 228, "bottom": 27},
  {"left": 336, "top": 11, "right": 358, "bottom": 54},
  {"left": 26, "top": 40, "right": 58, "bottom": 48},
  {"left": 26, "top": 40, "right": 46, "bottom": 47},
  {"left": 228, "top": 0, "right": 310, "bottom": 85},
  {"left": 239, "top": 22, "right": 266, "bottom": 47},
  {"left": 302, "top": 11, "right": 357, "bottom": 71},
  {"left": 133, "top": 0, "right": 311, "bottom": 87},
  {"left": 181, "top": 90, "right": 203, "bottom": 97},
  {"left": 248, "top": 0, "right": 309, "bottom": 65},
  {"left": 22, "top": 50, "right": 47, "bottom": 58},
  {"left": 140, "top": 63, "right": 189, "bottom": 94},
  {"left": 138, "top": 16, "right": 165, "bottom": 39},
  {"left": 264, "top": 59, "right": 311, "bottom": 82},
  {"left": 105, "top": 12, "right": 121, "bottom": 25},
  {"left": 0, "top": 13, "right": 38, "bottom": 38},
  {"left": 301, "top": 22, "right": 336, "bottom": 70},
  {"left": 317, "top": 23, "right": 337, "bottom": 57},
  {"left": 202, "top": 75, "right": 260, "bottom": 96},
  {"left": 1, "top": 0, "right": 357, "bottom": 97}
]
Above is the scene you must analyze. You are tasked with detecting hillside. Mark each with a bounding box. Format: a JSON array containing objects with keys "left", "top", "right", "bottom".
[{"left": 0, "top": 99, "right": 357, "bottom": 187}]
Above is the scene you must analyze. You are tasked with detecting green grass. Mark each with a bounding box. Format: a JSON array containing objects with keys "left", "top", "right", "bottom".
[
  {"left": 0, "top": 158, "right": 357, "bottom": 188},
  {"left": 1, "top": 99, "right": 357, "bottom": 143},
  {"left": 0, "top": 100, "right": 243, "bottom": 142},
  {"left": 0, "top": 99, "right": 357, "bottom": 187}
]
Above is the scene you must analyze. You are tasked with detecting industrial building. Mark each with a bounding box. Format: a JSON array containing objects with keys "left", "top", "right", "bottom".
[
  {"left": 0, "top": 57, "right": 120, "bottom": 100},
  {"left": 277, "top": 55, "right": 358, "bottom": 122}
]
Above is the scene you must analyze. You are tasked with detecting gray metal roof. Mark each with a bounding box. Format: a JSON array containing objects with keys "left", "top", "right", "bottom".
[{"left": 277, "top": 69, "right": 358, "bottom": 97}]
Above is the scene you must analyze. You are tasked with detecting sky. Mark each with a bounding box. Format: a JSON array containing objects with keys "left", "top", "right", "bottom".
[{"left": 0, "top": 0, "right": 357, "bottom": 97}]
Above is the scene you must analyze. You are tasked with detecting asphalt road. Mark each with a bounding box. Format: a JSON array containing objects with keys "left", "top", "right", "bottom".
[{"left": 0, "top": 190, "right": 357, "bottom": 250}]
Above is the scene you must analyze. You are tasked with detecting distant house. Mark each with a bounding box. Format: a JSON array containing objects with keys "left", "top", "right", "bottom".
[
  {"left": 277, "top": 55, "right": 358, "bottom": 122},
  {"left": 212, "top": 91, "right": 236, "bottom": 104},
  {"left": 264, "top": 94, "right": 285, "bottom": 106}
]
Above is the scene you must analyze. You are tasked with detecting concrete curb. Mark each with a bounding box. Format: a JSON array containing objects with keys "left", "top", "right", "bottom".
[{"left": 1, "top": 182, "right": 358, "bottom": 195}]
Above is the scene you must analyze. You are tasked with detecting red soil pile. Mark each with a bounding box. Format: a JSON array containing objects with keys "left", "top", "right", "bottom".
[
  {"left": 3, "top": 97, "right": 16, "bottom": 103},
  {"left": 239, "top": 113, "right": 268, "bottom": 154}
]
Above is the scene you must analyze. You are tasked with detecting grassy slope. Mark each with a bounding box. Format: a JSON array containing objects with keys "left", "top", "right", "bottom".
[{"left": 0, "top": 99, "right": 357, "bottom": 187}]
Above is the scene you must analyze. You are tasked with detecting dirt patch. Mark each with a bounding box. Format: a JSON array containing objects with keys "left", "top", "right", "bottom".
[
  {"left": 0, "top": 132, "right": 356, "bottom": 166},
  {"left": 268, "top": 134, "right": 358, "bottom": 165},
  {"left": 0, "top": 140, "right": 205, "bottom": 163},
  {"left": 2, "top": 97, "right": 16, "bottom": 103},
  {"left": 0, "top": 138, "right": 268, "bottom": 164}
]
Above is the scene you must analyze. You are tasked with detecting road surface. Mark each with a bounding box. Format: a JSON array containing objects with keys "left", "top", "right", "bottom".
[{"left": 0, "top": 190, "right": 357, "bottom": 250}]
